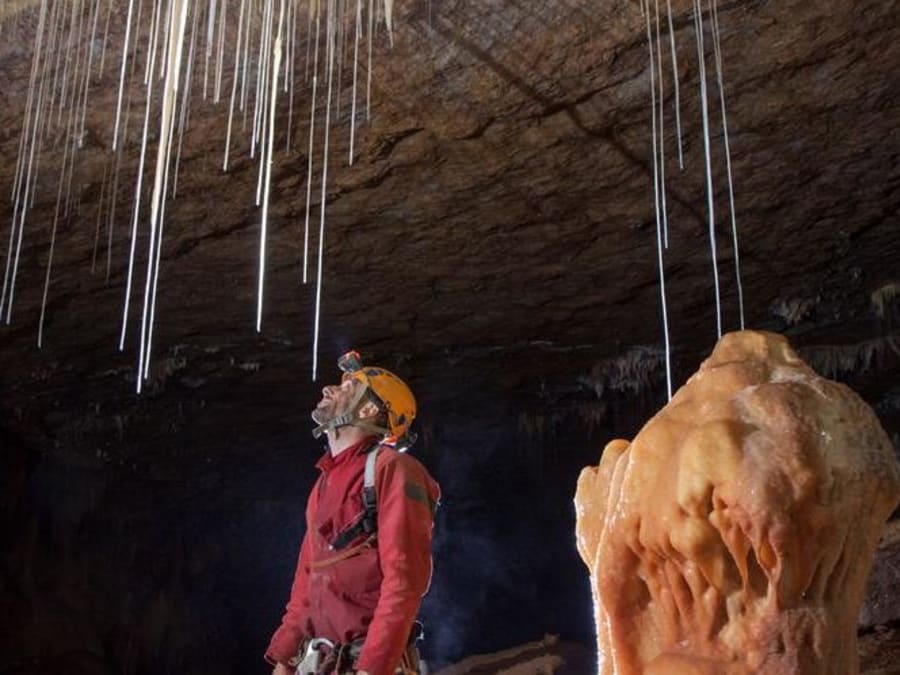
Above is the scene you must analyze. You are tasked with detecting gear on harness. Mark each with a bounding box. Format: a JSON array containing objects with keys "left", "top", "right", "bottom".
[{"left": 312, "top": 351, "right": 418, "bottom": 451}]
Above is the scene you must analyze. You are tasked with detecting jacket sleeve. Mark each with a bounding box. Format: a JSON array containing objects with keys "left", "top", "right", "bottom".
[
  {"left": 264, "top": 494, "right": 317, "bottom": 665},
  {"left": 355, "top": 453, "right": 439, "bottom": 675}
]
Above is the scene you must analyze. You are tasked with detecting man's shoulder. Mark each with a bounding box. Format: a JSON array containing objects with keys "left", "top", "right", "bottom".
[{"left": 374, "top": 445, "right": 434, "bottom": 481}]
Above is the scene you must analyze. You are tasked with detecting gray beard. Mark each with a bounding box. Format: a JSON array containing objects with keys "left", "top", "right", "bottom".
[{"left": 311, "top": 407, "right": 330, "bottom": 425}]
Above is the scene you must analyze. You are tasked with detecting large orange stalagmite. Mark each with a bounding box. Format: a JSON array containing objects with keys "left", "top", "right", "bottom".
[{"left": 575, "top": 330, "right": 900, "bottom": 675}]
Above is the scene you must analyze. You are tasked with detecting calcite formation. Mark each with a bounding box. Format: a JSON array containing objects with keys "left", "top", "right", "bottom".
[{"left": 575, "top": 330, "right": 900, "bottom": 675}]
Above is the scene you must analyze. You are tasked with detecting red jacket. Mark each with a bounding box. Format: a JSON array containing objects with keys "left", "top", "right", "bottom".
[{"left": 266, "top": 437, "right": 440, "bottom": 674}]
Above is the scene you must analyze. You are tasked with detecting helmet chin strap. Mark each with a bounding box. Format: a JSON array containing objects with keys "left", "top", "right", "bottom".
[{"left": 311, "top": 385, "right": 390, "bottom": 440}]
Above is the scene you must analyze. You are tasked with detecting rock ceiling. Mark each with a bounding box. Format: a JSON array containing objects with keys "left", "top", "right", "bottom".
[{"left": 1, "top": 0, "right": 898, "bottom": 448}]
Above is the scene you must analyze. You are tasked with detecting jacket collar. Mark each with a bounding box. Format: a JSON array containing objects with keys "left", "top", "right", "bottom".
[{"left": 316, "top": 435, "right": 379, "bottom": 472}]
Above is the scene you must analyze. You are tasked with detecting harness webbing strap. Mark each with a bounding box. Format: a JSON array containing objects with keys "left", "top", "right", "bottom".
[{"left": 329, "top": 446, "right": 382, "bottom": 552}]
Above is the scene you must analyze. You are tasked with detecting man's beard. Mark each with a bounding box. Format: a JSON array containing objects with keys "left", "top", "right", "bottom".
[{"left": 311, "top": 406, "right": 330, "bottom": 425}]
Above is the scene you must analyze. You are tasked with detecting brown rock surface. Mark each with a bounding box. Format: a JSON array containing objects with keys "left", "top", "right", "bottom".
[{"left": 575, "top": 330, "right": 900, "bottom": 675}]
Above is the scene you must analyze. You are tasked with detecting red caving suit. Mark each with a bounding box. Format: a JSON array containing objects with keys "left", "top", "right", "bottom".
[{"left": 266, "top": 436, "right": 440, "bottom": 675}]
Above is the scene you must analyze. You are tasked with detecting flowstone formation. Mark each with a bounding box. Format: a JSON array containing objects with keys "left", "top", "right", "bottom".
[{"left": 575, "top": 330, "right": 900, "bottom": 675}]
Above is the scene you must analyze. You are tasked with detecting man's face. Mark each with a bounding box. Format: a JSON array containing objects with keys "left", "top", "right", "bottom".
[{"left": 311, "top": 376, "right": 363, "bottom": 425}]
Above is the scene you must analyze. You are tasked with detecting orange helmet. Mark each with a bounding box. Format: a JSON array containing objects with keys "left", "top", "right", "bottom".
[{"left": 338, "top": 351, "right": 417, "bottom": 444}]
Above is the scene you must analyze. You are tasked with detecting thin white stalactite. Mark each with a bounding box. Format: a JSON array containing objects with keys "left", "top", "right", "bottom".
[
  {"left": 146, "top": 0, "right": 163, "bottom": 85},
  {"left": 78, "top": 0, "right": 102, "bottom": 148},
  {"left": 204, "top": 0, "right": 217, "bottom": 99},
  {"left": 223, "top": 0, "right": 247, "bottom": 171},
  {"left": 286, "top": 0, "right": 299, "bottom": 151},
  {"left": 365, "top": 0, "right": 372, "bottom": 120},
  {"left": 710, "top": 0, "right": 743, "bottom": 329},
  {"left": 107, "top": 140, "right": 126, "bottom": 282},
  {"left": 383, "top": 0, "right": 393, "bottom": 46},
  {"left": 214, "top": 0, "right": 228, "bottom": 103},
  {"left": 312, "top": 0, "right": 336, "bottom": 381},
  {"left": 253, "top": 0, "right": 275, "bottom": 160},
  {"left": 119, "top": 54, "right": 159, "bottom": 351},
  {"left": 5, "top": 81, "right": 46, "bottom": 325},
  {"left": 240, "top": 0, "right": 252, "bottom": 127},
  {"left": 303, "top": 4, "right": 322, "bottom": 284},
  {"left": 99, "top": 0, "right": 113, "bottom": 77},
  {"left": 137, "top": 0, "right": 189, "bottom": 391},
  {"left": 113, "top": 0, "right": 136, "bottom": 150},
  {"left": 653, "top": 0, "right": 669, "bottom": 249},
  {"left": 644, "top": 0, "right": 672, "bottom": 400},
  {"left": 304, "top": 0, "right": 313, "bottom": 81},
  {"left": 2, "top": 0, "right": 49, "bottom": 323},
  {"left": 250, "top": 0, "right": 267, "bottom": 154},
  {"left": 283, "top": 0, "right": 292, "bottom": 92},
  {"left": 39, "top": 96, "right": 78, "bottom": 349},
  {"left": 257, "top": 0, "right": 285, "bottom": 332},
  {"left": 694, "top": 0, "right": 722, "bottom": 338},
  {"left": 29, "top": 6, "right": 55, "bottom": 211},
  {"left": 348, "top": 0, "right": 360, "bottom": 164},
  {"left": 175, "top": 1, "right": 200, "bottom": 193},
  {"left": 92, "top": 162, "right": 109, "bottom": 274},
  {"left": 56, "top": 0, "right": 78, "bottom": 129},
  {"left": 10, "top": 0, "right": 47, "bottom": 210},
  {"left": 255, "top": 0, "right": 275, "bottom": 203},
  {"left": 50, "top": 4, "right": 74, "bottom": 129},
  {"left": 145, "top": 50, "right": 185, "bottom": 380},
  {"left": 130, "top": 0, "right": 145, "bottom": 79},
  {"left": 159, "top": 0, "right": 173, "bottom": 80},
  {"left": 666, "top": 0, "right": 683, "bottom": 170},
  {"left": 63, "top": 2, "right": 88, "bottom": 219},
  {"left": 335, "top": 0, "right": 345, "bottom": 120}
]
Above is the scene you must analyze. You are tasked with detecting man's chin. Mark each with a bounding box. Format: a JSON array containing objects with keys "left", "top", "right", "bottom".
[{"left": 311, "top": 408, "right": 329, "bottom": 425}]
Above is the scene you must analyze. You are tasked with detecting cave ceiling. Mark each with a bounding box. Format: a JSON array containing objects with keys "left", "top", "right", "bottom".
[{"left": 1, "top": 0, "right": 899, "bottom": 454}]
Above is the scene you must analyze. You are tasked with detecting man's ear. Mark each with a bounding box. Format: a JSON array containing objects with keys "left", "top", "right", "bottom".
[{"left": 357, "top": 400, "right": 381, "bottom": 420}]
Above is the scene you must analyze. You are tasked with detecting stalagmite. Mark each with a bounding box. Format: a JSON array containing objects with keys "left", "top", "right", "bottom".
[{"left": 575, "top": 330, "right": 900, "bottom": 675}]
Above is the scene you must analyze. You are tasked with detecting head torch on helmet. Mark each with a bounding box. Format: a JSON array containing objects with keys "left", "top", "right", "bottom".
[{"left": 335, "top": 350, "right": 417, "bottom": 448}]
